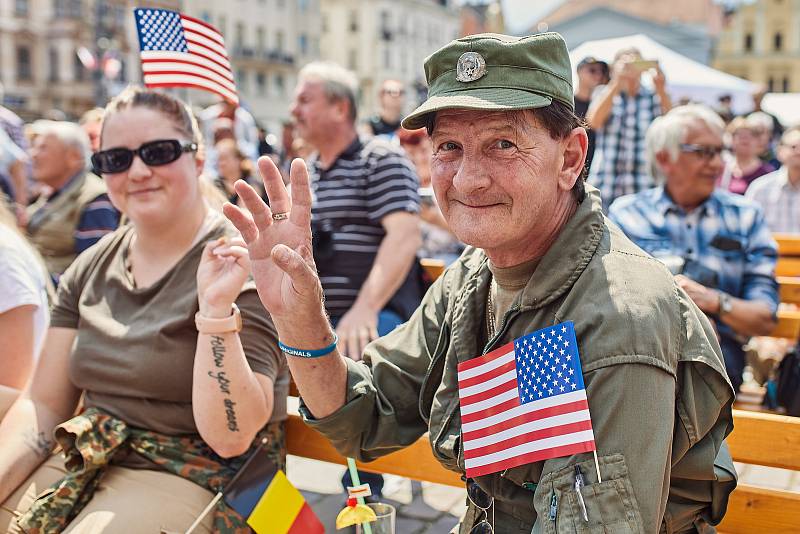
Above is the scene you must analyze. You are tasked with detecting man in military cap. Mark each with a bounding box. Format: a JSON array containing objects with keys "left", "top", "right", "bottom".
[{"left": 225, "top": 33, "right": 736, "bottom": 533}]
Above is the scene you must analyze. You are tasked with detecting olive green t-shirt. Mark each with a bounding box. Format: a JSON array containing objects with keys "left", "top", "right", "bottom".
[
  {"left": 487, "top": 257, "right": 540, "bottom": 333},
  {"left": 50, "top": 213, "right": 288, "bottom": 436}
]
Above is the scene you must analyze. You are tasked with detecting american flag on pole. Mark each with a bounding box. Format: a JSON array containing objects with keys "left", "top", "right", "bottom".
[
  {"left": 457, "top": 321, "right": 596, "bottom": 478},
  {"left": 134, "top": 8, "right": 238, "bottom": 104}
]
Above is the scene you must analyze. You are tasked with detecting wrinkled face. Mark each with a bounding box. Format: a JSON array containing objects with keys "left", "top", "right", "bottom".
[
  {"left": 83, "top": 121, "right": 102, "bottom": 152},
  {"left": 216, "top": 143, "right": 241, "bottom": 178},
  {"left": 100, "top": 107, "right": 202, "bottom": 225},
  {"left": 402, "top": 138, "right": 433, "bottom": 186},
  {"left": 731, "top": 128, "right": 759, "bottom": 157},
  {"left": 661, "top": 120, "right": 724, "bottom": 203},
  {"left": 429, "top": 109, "right": 571, "bottom": 256},
  {"left": 577, "top": 64, "right": 605, "bottom": 90},
  {"left": 31, "top": 134, "right": 82, "bottom": 186},
  {"left": 290, "top": 79, "right": 341, "bottom": 146},
  {"left": 379, "top": 81, "right": 405, "bottom": 115},
  {"left": 778, "top": 130, "right": 800, "bottom": 169}
]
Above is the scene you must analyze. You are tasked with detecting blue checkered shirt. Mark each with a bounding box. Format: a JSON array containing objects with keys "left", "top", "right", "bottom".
[
  {"left": 608, "top": 187, "right": 779, "bottom": 383},
  {"left": 588, "top": 87, "right": 662, "bottom": 209}
]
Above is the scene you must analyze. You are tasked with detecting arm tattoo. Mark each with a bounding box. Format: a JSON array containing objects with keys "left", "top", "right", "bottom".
[
  {"left": 208, "top": 337, "right": 240, "bottom": 432},
  {"left": 23, "top": 429, "right": 53, "bottom": 458}
]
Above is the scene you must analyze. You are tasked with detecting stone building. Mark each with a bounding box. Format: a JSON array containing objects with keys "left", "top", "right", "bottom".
[{"left": 713, "top": 0, "right": 800, "bottom": 93}]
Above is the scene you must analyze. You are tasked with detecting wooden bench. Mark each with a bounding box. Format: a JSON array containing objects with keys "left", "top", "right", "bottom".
[
  {"left": 285, "top": 408, "right": 800, "bottom": 533},
  {"left": 775, "top": 233, "right": 800, "bottom": 277}
]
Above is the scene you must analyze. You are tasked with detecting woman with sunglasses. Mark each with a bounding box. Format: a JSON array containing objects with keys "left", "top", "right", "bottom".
[{"left": 0, "top": 87, "right": 288, "bottom": 533}]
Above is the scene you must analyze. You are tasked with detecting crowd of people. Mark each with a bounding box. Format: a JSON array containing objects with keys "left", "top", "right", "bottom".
[{"left": 0, "top": 29, "right": 795, "bottom": 533}]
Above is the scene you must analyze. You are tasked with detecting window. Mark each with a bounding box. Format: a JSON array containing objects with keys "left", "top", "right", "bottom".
[
  {"left": 15, "top": 0, "right": 28, "bottom": 16},
  {"left": 256, "top": 27, "right": 265, "bottom": 52},
  {"left": 218, "top": 15, "right": 227, "bottom": 37},
  {"left": 236, "top": 22, "right": 245, "bottom": 49},
  {"left": 49, "top": 47, "right": 59, "bottom": 82},
  {"left": 53, "top": 0, "right": 65, "bottom": 17},
  {"left": 783, "top": 77, "right": 790, "bottom": 92},
  {"left": 299, "top": 34, "right": 308, "bottom": 56},
  {"left": 774, "top": 32, "right": 783, "bottom": 51},
  {"left": 17, "top": 46, "right": 32, "bottom": 81},
  {"left": 74, "top": 51, "right": 85, "bottom": 81},
  {"left": 299, "top": 0, "right": 309, "bottom": 10},
  {"left": 256, "top": 72, "right": 267, "bottom": 95},
  {"left": 67, "top": 0, "right": 81, "bottom": 19},
  {"left": 322, "top": 14, "right": 328, "bottom": 33},
  {"left": 275, "top": 73, "right": 285, "bottom": 95},
  {"left": 200, "top": 11, "right": 211, "bottom": 23},
  {"left": 276, "top": 31, "right": 284, "bottom": 52},
  {"left": 237, "top": 69, "right": 247, "bottom": 91},
  {"left": 349, "top": 10, "right": 358, "bottom": 32},
  {"left": 744, "top": 33, "right": 753, "bottom": 52},
  {"left": 768, "top": 77, "right": 775, "bottom": 92}
]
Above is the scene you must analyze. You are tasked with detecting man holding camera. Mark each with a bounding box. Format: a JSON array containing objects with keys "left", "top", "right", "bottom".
[
  {"left": 609, "top": 104, "right": 779, "bottom": 391},
  {"left": 587, "top": 47, "right": 671, "bottom": 209}
]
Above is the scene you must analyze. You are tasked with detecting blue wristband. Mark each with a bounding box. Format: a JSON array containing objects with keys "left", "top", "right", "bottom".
[{"left": 278, "top": 333, "right": 339, "bottom": 358}]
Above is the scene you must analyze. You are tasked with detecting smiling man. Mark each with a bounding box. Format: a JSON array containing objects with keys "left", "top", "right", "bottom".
[{"left": 226, "top": 33, "right": 736, "bottom": 533}]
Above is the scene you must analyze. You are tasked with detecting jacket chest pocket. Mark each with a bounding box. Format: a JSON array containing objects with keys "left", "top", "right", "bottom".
[{"left": 535, "top": 454, "right": 644, "bottom": 534}]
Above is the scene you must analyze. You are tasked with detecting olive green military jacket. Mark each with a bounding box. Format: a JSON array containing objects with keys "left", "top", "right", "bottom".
[{"left": 301, "top": 186, "right": 736, "bottom": 533}]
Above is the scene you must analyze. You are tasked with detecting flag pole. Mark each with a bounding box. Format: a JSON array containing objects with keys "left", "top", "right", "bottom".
[
  {"left": 185, "top": 491, "right": 223, "bottom": 534},
  {"left": 346, "top": 457, "right": 373, "bottom": 534},
  {"left": 592, "top": 450, "right": 602, "bottom": 483}
]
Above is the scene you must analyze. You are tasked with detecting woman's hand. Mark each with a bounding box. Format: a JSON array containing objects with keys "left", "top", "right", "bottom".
[
  {"left": 223, "top": 157, "right": 327, "bottom": 341},
  {"left": 197, "top": 236, "right": 251, "bottom": 317}
]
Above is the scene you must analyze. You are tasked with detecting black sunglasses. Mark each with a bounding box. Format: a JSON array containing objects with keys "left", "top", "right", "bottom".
[
  {"left": 92, "top": 139, "right": 198, "bottom": 174},
  {"left": 679, "top": 143, "right": 724, "bottom": 161},
  {"left": 466, "top": 478, "right": 494, "bottom": 534}
]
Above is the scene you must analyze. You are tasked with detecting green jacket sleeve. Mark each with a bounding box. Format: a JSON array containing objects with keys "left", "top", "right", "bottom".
[{"left": 299, "top": 270, "right": 452, "bottom": 461}]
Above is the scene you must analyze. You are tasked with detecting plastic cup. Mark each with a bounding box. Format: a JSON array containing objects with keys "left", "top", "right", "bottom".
[{"left": 355, "top": 502, "right": 396, "bottom": 534}]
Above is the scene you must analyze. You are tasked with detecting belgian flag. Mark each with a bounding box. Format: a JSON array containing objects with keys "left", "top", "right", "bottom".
[{"left": 224, "top": 442, "right": 323, "bottom": 534}]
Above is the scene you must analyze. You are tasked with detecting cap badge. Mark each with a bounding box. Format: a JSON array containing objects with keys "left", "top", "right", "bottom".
[{"left": 456, "top": 52, "right": 486, "bottom": 83}]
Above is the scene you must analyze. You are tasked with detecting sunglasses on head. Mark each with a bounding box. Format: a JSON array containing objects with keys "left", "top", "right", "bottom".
[{"left": 91, "top": 139, "right": 198, "bottom": 174}]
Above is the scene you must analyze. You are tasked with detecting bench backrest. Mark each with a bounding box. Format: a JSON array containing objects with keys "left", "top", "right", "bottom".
[{"left": 287, "top": 406, "right": 800, "bottom": 532}]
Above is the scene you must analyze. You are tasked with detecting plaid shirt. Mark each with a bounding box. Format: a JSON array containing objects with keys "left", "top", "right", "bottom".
[
  {"left": 588, "top": 86, "right": 662, "bottom": 209},
  {"left": 745, "top": 168, "right": 800, "bottom": 234},
  {"left": 608, "top": 187, "right": 779, "bottom": 386}
]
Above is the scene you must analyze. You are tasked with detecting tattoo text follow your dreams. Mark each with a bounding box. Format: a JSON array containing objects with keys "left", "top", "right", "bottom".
[{"left": 209, "top": 335, "right": 240, "bottom": 432}]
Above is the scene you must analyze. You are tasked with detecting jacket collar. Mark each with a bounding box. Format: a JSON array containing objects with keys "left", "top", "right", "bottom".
[{"left": 516, "top": 185, "right": 606, "bottom": 310}]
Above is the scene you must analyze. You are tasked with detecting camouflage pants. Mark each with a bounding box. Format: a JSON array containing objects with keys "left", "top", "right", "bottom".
[{"left": 14, "top": 409, "right": 285, "bottom": 534}]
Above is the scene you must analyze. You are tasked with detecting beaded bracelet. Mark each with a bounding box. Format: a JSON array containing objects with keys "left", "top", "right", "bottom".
[{"left": 278, "top": 333, "right": 339, "bottom": 358}]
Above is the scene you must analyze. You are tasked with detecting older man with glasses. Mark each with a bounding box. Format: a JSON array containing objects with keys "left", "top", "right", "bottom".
[{"left": 609, "top": 104, "right": 779, "bottom": 392}]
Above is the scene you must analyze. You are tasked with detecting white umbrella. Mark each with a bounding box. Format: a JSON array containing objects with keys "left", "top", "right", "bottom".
[{"left": 569, "top": 34, "right": 757, "bottom": 115}]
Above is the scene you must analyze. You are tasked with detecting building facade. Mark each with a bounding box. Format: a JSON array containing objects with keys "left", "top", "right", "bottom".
[
  {"left": 0, "top": 0, "right": 154, "bottom": 120},
  {"left": 183, "top": 0, "right": 321, "bottom": 133},
  {"left": 713, "top": 0, "right": 800, "bottom": 93},
  {"left": 0, "top": 0, "right": 320, "bottom": 132},
  {"left": 319, "top": 0, "right": 460, "bottom": 119}
]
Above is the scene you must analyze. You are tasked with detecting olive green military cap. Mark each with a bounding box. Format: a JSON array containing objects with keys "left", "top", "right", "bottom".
[{"left": 402, "top": 32, "right": 574, "bottom": 130}]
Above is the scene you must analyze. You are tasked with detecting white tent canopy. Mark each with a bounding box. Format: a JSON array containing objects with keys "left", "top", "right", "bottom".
[{"left": 569, "top": 34, "right": 757, "bottom": 115}]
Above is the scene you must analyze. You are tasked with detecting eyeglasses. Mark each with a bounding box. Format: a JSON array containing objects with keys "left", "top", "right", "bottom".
[
  {"left": 91, "top": 139, "right": 198, "bottom": 174},
  {"left": 466, "top": 478, "right": 494, "bottom": 534},
  {"left": 679, "top": 144, "right": 725, "bottom": 160},
  {"left": 382, "top": 88, "right": 405, "bottom": 97}
]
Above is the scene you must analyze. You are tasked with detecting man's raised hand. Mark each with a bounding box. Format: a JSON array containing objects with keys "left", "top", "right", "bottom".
[{"left": 222, "top": 157, "right": 323, "bottom": 321}]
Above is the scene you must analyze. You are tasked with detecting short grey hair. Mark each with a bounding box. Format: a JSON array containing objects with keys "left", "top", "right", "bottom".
[
  {"left": 31, "top": 120, "right": 91, "bottom": 161},
  {"left": 297, "top": 61, "right": 359, "bottom": 122},
  {"left": 646, "top": 104, "right": 725, "bottom": 183},
  {"left": 746, "top": 111, "right": 774, "bottom": 134}
]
